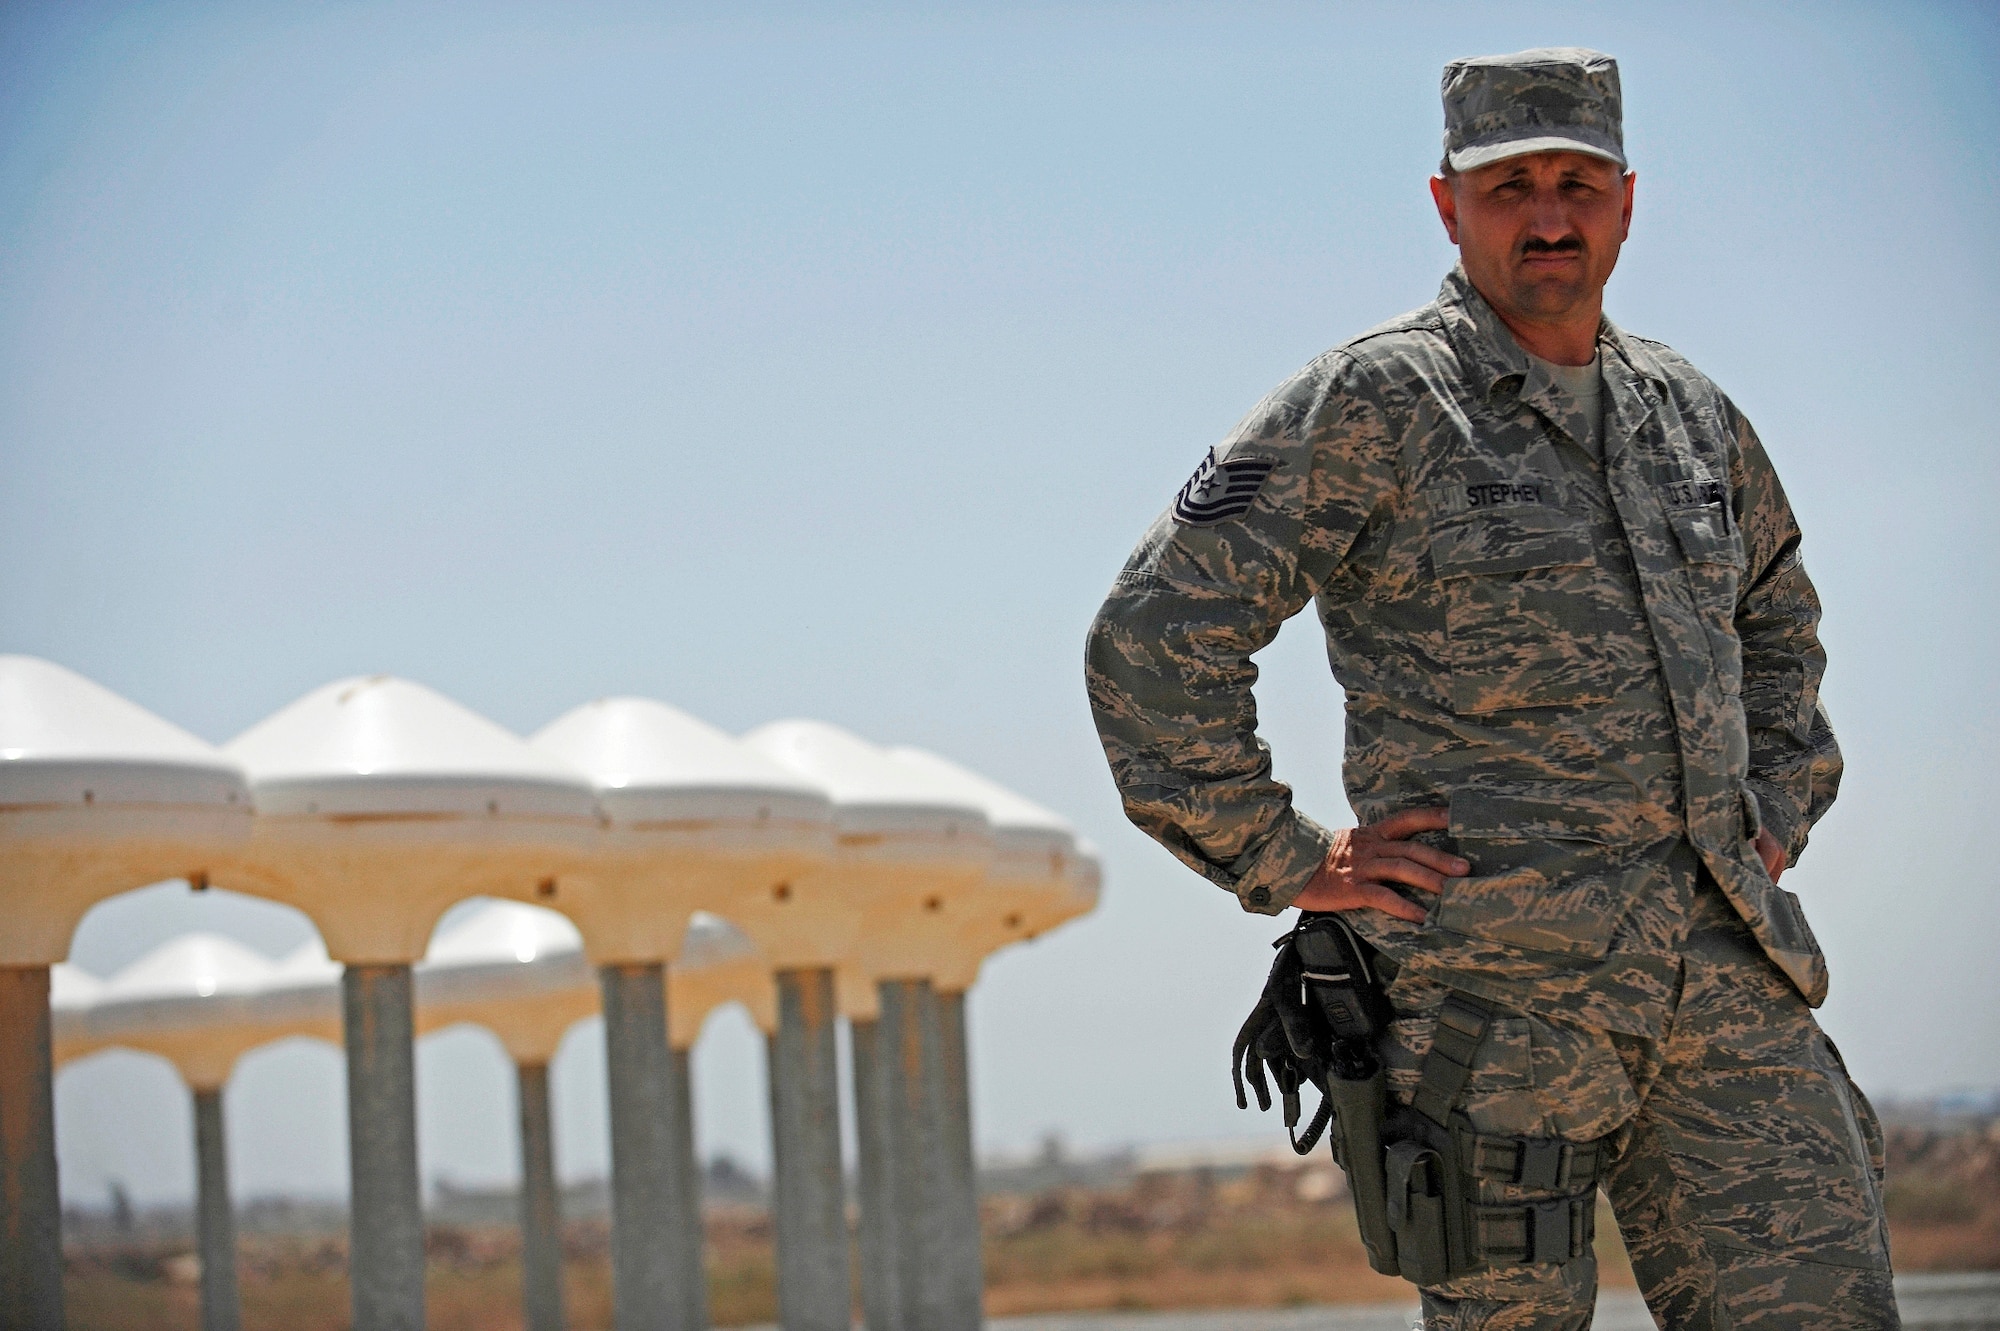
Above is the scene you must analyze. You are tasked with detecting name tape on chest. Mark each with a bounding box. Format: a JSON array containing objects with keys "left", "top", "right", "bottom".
[
  {"left": 1174, "top": 448, "right": 1278, "bottom": 526},
  {"left": 1657, "top": 476, "right": 1732, "bottom": 533},
  {"left": 1658, "top": 477, "right": 1727, "bottom": 509},
  {"left": 1427, "top": 475, "right": 1562, "bottom": 515},
  {"left": 1465, "top": 480, "right": 1550, "bottom": 509}
]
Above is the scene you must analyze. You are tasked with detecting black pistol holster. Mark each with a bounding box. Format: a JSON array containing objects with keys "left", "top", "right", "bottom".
[{"left": 1232, "top": 916, "right": 1601, "bottom": 1286}]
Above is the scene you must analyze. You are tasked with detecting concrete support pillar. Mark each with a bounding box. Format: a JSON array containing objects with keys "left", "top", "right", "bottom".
[
  {"left": 599, "top": 963, "right": 703, "bottom": 1331},
  {"left": 848, "top": 1015, "right": 898, "bottom": 1331},
  {"left": 934, "top": 989, "right": 983, "bottom": 1329},
  {"left": 342, "top": 964, "right": 426, "bottom": 1331},
  {"left": 888, "top": 979, "right": 952, "bottom": 1331},
  {"left": 765, "top": 968, "right": 850, "bottom": 1331},
  {"left": 668, "top": 1047, "right": 705, "bottom": 1326},
  {"left": 858, "top": 979, "right": 951, "bottom": 1331},
  {"left": 514, "top": 1062, "right": 565, "bottom": 1331},
  {"left": 0, "top": 965, "right": 63, "bottom": 1331},
  {"left": 191, "top": 1086, "right": 243, "bottom": 1331}
]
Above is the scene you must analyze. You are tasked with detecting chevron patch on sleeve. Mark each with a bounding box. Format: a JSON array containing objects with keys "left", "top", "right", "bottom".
[{"left": 1172, "top": 448, "right": 1278, "bottom": 526}]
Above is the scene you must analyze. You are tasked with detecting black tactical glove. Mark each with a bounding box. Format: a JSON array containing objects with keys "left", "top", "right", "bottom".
[{"left": 1231, "top": 912, "right": 1388, "bottom": 1153}]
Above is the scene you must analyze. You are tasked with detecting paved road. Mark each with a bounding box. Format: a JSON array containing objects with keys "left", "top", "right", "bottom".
[
  {"left": 732, "top": 1273, "right": 2000, "bottom": 1330},
  {"left": 985, "top": 1272, "right": 2000, "bottom": 1331}
]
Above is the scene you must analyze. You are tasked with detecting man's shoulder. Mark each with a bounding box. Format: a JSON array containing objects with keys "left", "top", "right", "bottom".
[
  {"left": 1333, "top": 299, "right": 1455, "bottom": 375},
  {"left": 1613, "top": 328, "right": 1732, "bottom": 409},
  {"left": 1263, "top": 299, "right": 1453, "bottom": 408}
]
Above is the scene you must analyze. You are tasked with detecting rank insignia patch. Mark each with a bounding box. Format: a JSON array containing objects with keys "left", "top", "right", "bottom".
[{"left": 1172, "top": 448, "right": 1277, "bottom": 526}]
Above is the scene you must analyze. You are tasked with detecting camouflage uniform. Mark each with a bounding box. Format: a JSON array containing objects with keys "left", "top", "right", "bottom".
[{"left": 1085, "top": 265, "right": 1899, "bottom": 1325}]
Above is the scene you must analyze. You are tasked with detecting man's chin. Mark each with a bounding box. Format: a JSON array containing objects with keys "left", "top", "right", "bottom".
[{"left": 1508, "top": 279, "right": 1594, "bottom": 321}]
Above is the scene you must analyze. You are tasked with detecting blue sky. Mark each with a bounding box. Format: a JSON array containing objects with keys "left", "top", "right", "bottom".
[{"left": 5, "top": 1, "right": 1996, "bottom": 1206}]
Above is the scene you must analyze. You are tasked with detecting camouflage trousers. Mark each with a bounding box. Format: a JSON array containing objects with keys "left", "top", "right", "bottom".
[{"left": 1381, "top": 879, "right": 1898, "bottom": 1330}]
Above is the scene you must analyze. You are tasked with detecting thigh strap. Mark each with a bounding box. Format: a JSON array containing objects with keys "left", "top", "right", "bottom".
[
  {"left": 1406, "top": 990, "right": 1606, "bottom": 1270},
  {"left": 1456, "top": 1127, "right": 1605, "bottom": 1191},
  {"left": 1473, "top": 1193, "right": 1598, "bottom": 1264}
]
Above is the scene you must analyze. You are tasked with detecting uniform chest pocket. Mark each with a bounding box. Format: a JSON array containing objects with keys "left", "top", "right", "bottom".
[
  {"left": 1659, "top": 483, "right": 1747, "bottom": 696},
  {"left": 1425, "top": 487, "right": 1617, "bottom": 714},
  {"left": 1661, "top": 496, "right": 1744, "bottom": 569}
]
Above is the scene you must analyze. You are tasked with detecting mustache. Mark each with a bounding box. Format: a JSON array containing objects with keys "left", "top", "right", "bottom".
[{"left": 1520, "top": 235, "right": 1585, "bottom": 256}]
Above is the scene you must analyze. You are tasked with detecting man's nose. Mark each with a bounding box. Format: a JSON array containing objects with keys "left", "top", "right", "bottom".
[{"left": 1525, "top": 188, "right": 1577, "bottom": 245}]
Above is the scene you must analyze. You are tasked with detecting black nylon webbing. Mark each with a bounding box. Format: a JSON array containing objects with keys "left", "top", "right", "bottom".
[
  {"left": 1412, "top": 991, "right": 1494, "bottom": 1128},
  {"left": 1472, "top": 1193, "right": 1596, "bottom": 1264},
  {"left": 1456, "top": 1126, "right": 1603, "bottom": 1190}
]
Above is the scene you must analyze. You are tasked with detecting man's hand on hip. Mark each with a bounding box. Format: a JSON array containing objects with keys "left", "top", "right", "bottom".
[
  {"left": 1291, "top": 807, "right": 1469, "bottom": 923},
  {"left": 1753, "top": 827, "right": 1787, "bottom": 884}
]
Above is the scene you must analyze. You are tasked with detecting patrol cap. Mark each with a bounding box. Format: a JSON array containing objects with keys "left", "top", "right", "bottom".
[{"left": 1441, "top": 47, "right": 1626, "bottom": 173}]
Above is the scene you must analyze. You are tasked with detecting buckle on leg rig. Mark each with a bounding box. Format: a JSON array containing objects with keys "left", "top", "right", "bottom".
[
  {"left": 1471, "top": 1193, "right": 1596, "bottom": 1265},
  {"left": 1457, "top": 1125, "right": 1602, "bottom": 1191},
  {"left": 1518, "top": 1140, "right": 1570, "bottom": 1191}
]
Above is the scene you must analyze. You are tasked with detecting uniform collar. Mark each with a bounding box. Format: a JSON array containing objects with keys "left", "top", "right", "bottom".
[
  {"left": 1436, "top": 266, "right": 1666, "bottom": 450},
  {"left": 1435, "top": 265, "right": 1668, "bottom": 400}
]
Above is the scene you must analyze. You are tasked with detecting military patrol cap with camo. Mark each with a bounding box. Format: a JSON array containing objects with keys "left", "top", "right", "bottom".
[{"left": 1441, "top": 46, "right": 1626, "bottom": 173}]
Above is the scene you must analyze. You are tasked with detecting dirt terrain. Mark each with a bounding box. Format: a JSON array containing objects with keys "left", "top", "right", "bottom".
[{"left": 63, "top": 1115, "right": 1999, "bottom": 1330}]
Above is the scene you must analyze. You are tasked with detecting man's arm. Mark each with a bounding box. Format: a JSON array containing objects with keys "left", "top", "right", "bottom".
[
  {"left": 1727, "top": 395, "right": 1842, "bottom": 869},
  {"left": 1084, "top": 353, "right": 1402, "bottom": 915}
]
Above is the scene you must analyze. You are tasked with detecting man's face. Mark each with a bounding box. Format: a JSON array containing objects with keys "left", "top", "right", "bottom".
[{"left": 1430, "top": 151, "right": 1635, "bottom": 325}]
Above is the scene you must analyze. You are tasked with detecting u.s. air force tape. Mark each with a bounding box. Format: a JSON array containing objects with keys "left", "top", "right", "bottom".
[{"left": 1173, "top": 448, "right": 1278, "bottom": 526}]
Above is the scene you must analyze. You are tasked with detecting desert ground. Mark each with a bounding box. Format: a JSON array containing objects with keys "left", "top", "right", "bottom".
[{"left": 60, "top": 1106, "right": 1999, "bottom": 1330}]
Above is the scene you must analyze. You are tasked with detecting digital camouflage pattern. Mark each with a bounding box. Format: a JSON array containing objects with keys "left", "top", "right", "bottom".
[
  {"left": 1382, "top": 880, "right": 1897, "bottom": 1329},
  {"left": 1442, "top": 47, "right": 1627, "bottom": 173},
  {"left": 1085, "top": 267, "right": 1841, "bottom": 1038}
]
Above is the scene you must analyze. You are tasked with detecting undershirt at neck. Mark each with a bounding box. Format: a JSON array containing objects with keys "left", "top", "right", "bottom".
[{"left": 1527, "top": 350, "right": 1605, "bottom": 459}]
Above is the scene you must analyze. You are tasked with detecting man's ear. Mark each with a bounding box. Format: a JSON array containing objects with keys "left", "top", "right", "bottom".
[
  {"left": 1619, "top": 170, "right": 1636, "bottom": 242},
  {"left": 1430, "top": 174, "right": 1461, "bottom": 245}
]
